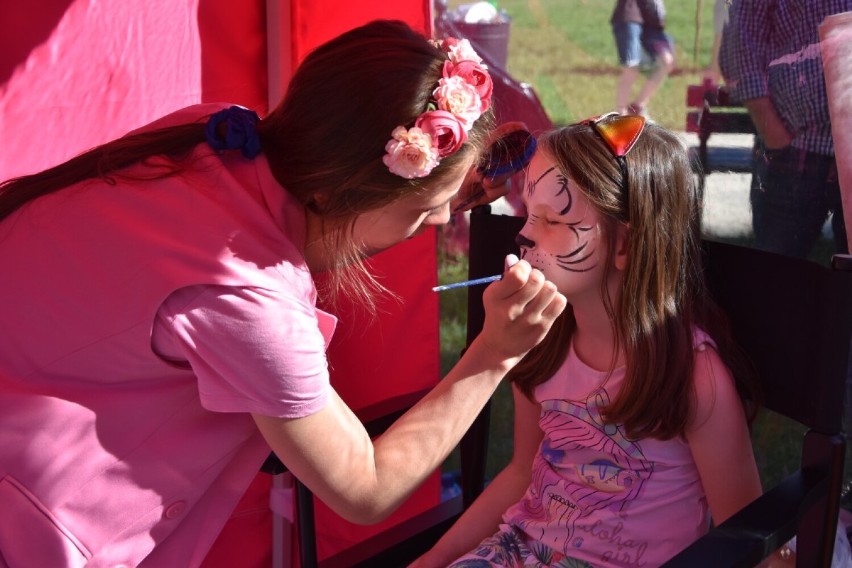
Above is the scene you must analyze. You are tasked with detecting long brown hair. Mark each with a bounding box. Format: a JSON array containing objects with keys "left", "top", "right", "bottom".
[
  {"left": 509, "top": 121, "right": 757, "bottom": 440},
  {"left": 0, "top": 20, "right": 493, "bottom": 310}
]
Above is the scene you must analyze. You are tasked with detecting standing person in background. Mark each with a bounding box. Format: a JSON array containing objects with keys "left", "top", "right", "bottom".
[
  {"left": 0, "top": 20, "right": 566, "bottom": 567},
  {"left": 720, "top": 0, "right": 850, "bottom": 259},
  {"left": 703, "top": 0, "right": 730, "bottom": 85},
  {"left": 611, "top": 0, "right": 675, "bottom": 117}
]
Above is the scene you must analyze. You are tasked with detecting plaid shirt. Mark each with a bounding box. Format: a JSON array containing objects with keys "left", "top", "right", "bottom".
[{"left": 720, "top": 0, "right": 852, "bottom": 155}]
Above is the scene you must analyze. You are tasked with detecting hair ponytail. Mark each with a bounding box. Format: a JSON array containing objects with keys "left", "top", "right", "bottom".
[{"left": 0, "top": 123, "right": 205, "bottom": 221}]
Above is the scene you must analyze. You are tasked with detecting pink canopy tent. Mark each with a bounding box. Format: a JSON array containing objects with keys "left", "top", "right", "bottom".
[{"left": 1, "top": 0, "right": 439, "bottom": 565}]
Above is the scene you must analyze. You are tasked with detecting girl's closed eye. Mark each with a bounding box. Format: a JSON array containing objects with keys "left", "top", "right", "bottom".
[{"left": 528, "top": 212, "right": 568, "bottom": 227}]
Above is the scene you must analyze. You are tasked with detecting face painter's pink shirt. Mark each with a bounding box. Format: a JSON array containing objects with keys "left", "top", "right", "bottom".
[{"left": 0, "top": 104, "right": 336, "bottom": 567}]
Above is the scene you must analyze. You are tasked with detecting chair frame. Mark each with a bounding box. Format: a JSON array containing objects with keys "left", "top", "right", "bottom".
[{"left": 665, "top": 242, "right": 852, "bottom": 567}]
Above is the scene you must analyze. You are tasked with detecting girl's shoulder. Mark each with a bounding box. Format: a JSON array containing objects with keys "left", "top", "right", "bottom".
[{"left": 689, "top": 328, "right": 741, "bottom": 431}]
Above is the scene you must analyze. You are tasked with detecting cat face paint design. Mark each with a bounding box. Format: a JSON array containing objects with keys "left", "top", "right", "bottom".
[{"left": 516, "top": 151, "right": 609, "bottom": 300}]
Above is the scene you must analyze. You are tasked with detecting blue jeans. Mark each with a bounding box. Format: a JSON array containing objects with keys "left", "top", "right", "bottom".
[
  {"left": 612, "top": 22, "right": 674, "bottom": 67},
  {"left": 750, "top": 144, "right": 848, "bottom": 259},
  {"left": 613, "top": 22, "right": 643, "bottom": 67}
]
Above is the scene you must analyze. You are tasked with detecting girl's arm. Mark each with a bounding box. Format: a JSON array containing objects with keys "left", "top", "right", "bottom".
[
  {"left": 686, "top": 344, "right": 762, "bottom": 524},
  {"left": 687, "top": 346, "right": 797, "bottom": 566},
  {"left": 254, "top": 263, "right": 565, "bottom": 525},
  {"left": 409, "top": 384, "right": 545, "bottom": 568}
]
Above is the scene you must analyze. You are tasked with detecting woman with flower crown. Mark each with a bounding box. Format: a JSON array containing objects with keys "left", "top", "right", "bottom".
[{"left": 0, "top": 20, "right": 566, "bottom": 567}]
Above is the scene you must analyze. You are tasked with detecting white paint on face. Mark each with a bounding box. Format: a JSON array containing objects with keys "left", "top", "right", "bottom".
[{"left": 517, "top": 151, "right": 610, "bottom": 302}]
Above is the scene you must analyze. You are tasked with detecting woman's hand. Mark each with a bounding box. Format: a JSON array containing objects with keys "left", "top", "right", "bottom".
[
  {"left": 452, "top": 121, "right": 532, "bottom": 214},
  {"left": 476, "top": 255, "right": 566, "bottom": 366}
]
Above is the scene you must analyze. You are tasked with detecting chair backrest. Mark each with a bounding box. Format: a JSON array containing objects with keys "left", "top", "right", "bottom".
[
  {"left": 702, "top": 240, "right": 852, "bottom": 433},
  {"left": 699, "top": 240, "right": 852, "bottom": 567}
]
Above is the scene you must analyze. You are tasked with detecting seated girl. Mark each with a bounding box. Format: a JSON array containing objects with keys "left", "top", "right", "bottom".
[{"left": 412, "top": 114, "right": 779, "bottom": 567}]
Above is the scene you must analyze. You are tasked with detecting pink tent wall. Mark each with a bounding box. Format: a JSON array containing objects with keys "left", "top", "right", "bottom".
[{"left": 1, "top": 0, "right": 439, "bottom": 564}]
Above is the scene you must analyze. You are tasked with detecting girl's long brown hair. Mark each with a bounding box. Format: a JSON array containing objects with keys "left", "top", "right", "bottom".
[
  {"left": 0, "top": 20, "right": 493, "bottom": 310},
  {"left": 509, "top": 122, "right": 758, "bottom": 440}
]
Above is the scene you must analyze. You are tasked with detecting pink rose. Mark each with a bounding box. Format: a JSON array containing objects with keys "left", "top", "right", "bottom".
[
  {"left": 433, "top": 76, "right": 483, "bottom": 130},
  {"left": 415, "top": 111, "right": 467, "bottom": 157},
  {"left": 443, "top": 60, "right": 493, "bottom": 112},
  {"left": 382, "top": 36, "right": 491, "bottom": 179},
  {"left": 441, "top": 38, "right": 483, "bottom": 65},
  {"left": 382, "top": 126, "right": 440, "bottom": 179}
]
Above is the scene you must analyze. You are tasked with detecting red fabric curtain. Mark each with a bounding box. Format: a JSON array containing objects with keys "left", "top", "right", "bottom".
[
  {"left": 289, "top": 0, "right": 431, "bottom": 66},
  {"left": 273, "top": 3, "right": 442, "bottom": 564}
]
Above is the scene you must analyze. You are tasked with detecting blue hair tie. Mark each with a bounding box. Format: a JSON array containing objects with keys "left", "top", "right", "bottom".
[{"left": 205, "top": 106, "right": 262, "bottom": 159}]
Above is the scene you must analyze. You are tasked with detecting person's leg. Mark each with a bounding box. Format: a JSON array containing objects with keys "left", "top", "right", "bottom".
[
  {"left": 633, "top": 29, "right": 675, "bottom": 112},
  {"left": 752, "top": 147, "right": 832, "bottom": 259},
  {"left": 613, "top": 22, "right": 642, "bottom": 114},
  {"left": 616, "top": 67, "right": 640, "bottom": 115},
  {"left": 631, "top": 49, "right": 673, "bottom": 110}
]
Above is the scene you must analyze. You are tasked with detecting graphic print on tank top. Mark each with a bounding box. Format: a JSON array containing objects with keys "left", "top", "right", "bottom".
[{"left": 515, "top": 387, "right": 654, "bottom": 561}]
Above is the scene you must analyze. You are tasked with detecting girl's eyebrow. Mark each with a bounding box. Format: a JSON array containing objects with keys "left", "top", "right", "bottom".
[{"left": 535, "top": 166, "right": 556, "bottom": 185}]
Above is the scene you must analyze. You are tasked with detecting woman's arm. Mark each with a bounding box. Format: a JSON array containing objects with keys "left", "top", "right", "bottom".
[
  {"left": 686, "top": 345, "right": 761, "bottom": 525},
  {"left": 254, "top": 260, "right": 565, "bottom": 524},
  {"left": 409, "top": 384, "right": 545, "bottom": 567}
]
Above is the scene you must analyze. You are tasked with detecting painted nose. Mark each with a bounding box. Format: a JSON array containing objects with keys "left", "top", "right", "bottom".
[{"left": 515, "top": 233, "right": 535, "bottom": 249}]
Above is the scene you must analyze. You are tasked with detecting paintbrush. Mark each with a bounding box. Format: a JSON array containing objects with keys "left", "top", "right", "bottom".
[{"left": 432, "top": 274, "right": 503, "bottom": 292}]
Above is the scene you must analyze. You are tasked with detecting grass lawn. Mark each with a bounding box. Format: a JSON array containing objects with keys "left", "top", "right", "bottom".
[
  {"left": 451, "top": 0, "right": 721, "bottom": 128},
  {"left": 437, "top": 1, "right": 833, "bottom": 489}
]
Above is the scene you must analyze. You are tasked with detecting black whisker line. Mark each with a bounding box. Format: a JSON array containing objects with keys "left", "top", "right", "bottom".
[
  {"left": 556, "top": 242, "right": 589, "bottom": 259},
  {"left": 557, "top": 251, "right": 595, "bottom": 266},
  {"left": 555, "top": 263, "right": 597, "bottom": 273}
]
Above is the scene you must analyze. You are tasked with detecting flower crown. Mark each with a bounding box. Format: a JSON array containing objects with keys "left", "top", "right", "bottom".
[{"left": 382, "top": 38, "right": 493, "bottom": 179}]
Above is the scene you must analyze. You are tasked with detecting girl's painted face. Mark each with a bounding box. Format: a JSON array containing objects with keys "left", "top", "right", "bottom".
[{"left": 517, "top": 151, "right": 610, "bottom": 301}]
